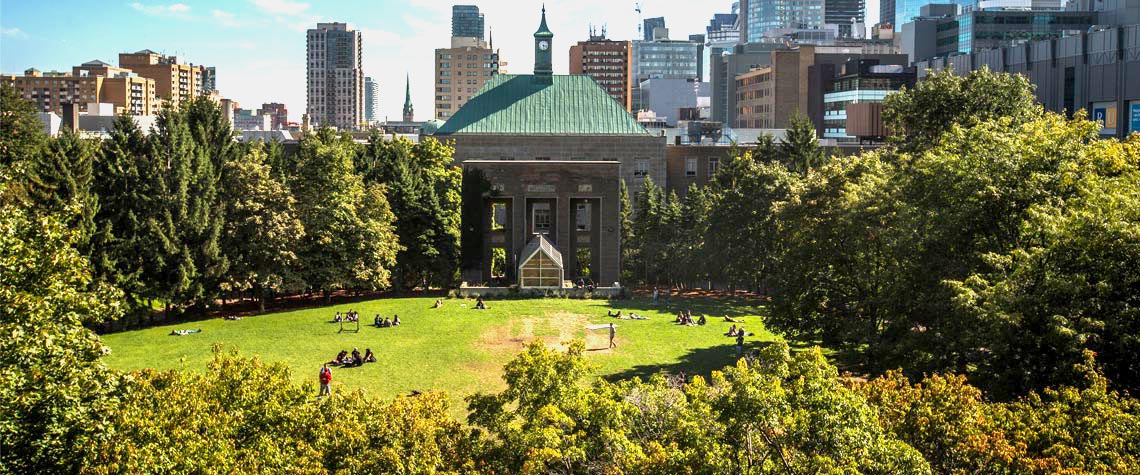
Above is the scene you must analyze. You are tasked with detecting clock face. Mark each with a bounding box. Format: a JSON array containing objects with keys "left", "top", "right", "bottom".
[{"left": 539, "top": 41, "right": 549, "bottom": 51}]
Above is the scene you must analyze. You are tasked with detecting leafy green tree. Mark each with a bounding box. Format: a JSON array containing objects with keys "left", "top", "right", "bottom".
[
  {"left": 618, "top": 179, "right": 635, "bottom": 283},
  {"left": 779, "top": 112, "right": 825, "bottom": 174},
  {"left": 359, "top": 134, "right": 461, "bottom": 289},
  {"left": 0, "top": 83, "right": 46, "bottom": 169},
  {"left": 0, "top": 173, "right": 124, "bottom": 474},
  {"left": 675, "top": 184, "right": 712, "bottom": 287},
  {"left": 705, "top": 155, "right": 800, "bottom": 291},
  {"left": 883, "top": 67, "right": 1040, "bottom": 152},
  {"left": 292, "top": 128, "right": 399, "bottom": 297},
  {"left": 220, "top": 144, "right": 304, "bottom": 312}
]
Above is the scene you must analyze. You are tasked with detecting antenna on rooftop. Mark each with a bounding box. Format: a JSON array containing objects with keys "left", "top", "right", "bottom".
[{"left": 635, "top": 1, "right": 643, "bottom": 38}]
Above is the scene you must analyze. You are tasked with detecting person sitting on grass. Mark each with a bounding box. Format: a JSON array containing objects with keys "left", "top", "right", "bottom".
[
  {"left": 697, "top": 314, "right": 707, "bottom": 325},
  {"left": 351, "top": 348, "right": 362, "bottom": 366},
  {"left": 737, "top": 326, "right": 747, "bottom": 337},
  {"left": 475, "top": 297, "right": 487, "bottom": 310},
  {"left": 434, "top": 299, "right": 444, "bottom": 308},
  {"left": 675, "top": 312, "right": 685, "bottom": 324},
  {"left": 608, "top": 310, "right": 623, "bottom": 318},
  {"left": 330, "top": 350, "right": 348, "bottom": 366},
  {"left": 364, "top": 348, "right": 376, "bottom": 363},
  {"left": 726, "top": 324, "right": 737, "bottom": 337},
  {"left": 374, "top": 314, "right": 382, "bottom": 327},
  {"left": 334, "top": 312, "right": 342, "bottom": 323},
  {"left": 392, "top": 315, "right": 401, "bottom": 326}
]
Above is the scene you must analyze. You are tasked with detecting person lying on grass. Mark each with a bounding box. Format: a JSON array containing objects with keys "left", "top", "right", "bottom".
[
  {"left": 723, "top": 316, "right": 743, "bottom": 323},
  {"left": 169, "top": 329, "right": 202, "bottom": 336}
]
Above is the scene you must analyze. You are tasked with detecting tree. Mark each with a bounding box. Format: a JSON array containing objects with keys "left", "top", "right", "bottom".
[
  {"left": 358, "top": 134, "right": 461, "bottom": 290},
  {"left": 0, "top": 173, "right": 124, "bottom": 474},
  {"left": 883, "top": 66, "right": 1041, "bottom": 152},
  {"left": 23, "top": 131, "right": 99, "bottom": 250},
  {"left": 292, "top": 128, "right": 399, "bottom": 297},
  {"left": 220, "top": 144, "right": 304, "bottom": 312},
  {"left": 779, "top": 112, "right": 825, "bottom": 174},
  {"left": 0, "top": 83, "right": 46, "bottom": 169},
  {"left": 618, "top": 179, "right": 635, "bottom": 283}
]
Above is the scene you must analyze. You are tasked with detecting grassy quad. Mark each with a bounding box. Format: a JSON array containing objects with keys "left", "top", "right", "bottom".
[{"left": 103, "top": 296, "right": 774, "bottom": 410}]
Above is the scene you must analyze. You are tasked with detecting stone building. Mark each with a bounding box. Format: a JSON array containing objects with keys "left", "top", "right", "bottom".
[{"left": 434, "top": 7, "right": 665, "bottom": 288}]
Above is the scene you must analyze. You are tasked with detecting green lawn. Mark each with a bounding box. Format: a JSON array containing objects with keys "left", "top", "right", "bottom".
[{"left": 103, "top": 296, "right": 775, "bottom": 410}]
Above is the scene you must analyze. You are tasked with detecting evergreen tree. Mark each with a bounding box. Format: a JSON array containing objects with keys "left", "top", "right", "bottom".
[
  {"left": 24, "top": 131, "right": 98, "bottom": 250},
  {"left": 618, "top": 179, "right": 635, "bottom": 283},
  {"left": 0, "top": 83, "right": 46, "bottom": 169},
  {"left": 780, "top": 112, "right": 825, "bottom": 174}
]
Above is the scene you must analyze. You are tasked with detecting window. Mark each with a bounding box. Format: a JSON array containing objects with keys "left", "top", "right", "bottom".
[
  {"left": 708, "top": 158, "right": 719, "bottom": 177},
  {"left": 634, "top": 159, "right": 650, "bottom": 177},
  {"left": 576, "top": 203, "right": 591, "bottom": 231},
  {"left": 532, "top": 203, "right": 551, "bottom": 234},
  {"left": 491, "top": 203, "right": 507, "bottom": 230},
  {"left": 685, "top": 158, "right": 697, "bottom": 177}
]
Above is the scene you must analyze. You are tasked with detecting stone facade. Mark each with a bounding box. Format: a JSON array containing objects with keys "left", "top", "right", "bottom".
[
  {"left": 664, "top": 145, "right": 735, "bottom": 198},
  {"left": 443, "top": 134, "right": 667, "bottom": 196},
  {"left": 463, "top": 161, "right": 621, "bottom": 288}
]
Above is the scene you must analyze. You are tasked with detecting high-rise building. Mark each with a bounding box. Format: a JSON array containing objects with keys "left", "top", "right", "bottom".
[
  {"left": 643, "top": 17, "right": 666, "bottom": 40},
  {"left": 902, "top": 4, "right": 1096, "bottom": 63},
  {"left": 260, "top": 102, "right": 288, "bottom": 129},
  {"left": 632, "top": 37, "right": 700, "bottom": 111},
  {"left": 452, "top": 5, "right": 485, "bottom": 39},
  {"left": 306, "top": 22, "right": 364, "bottom": 130},
  {"left": 741, "top": 0, "right": 827, "bottom": 42},
  {"left": 1, "top": 60, "right": 159, "bottom": 116},
  {"left": 893, "top": 0, "right": 975, "bottom": 30},
  {"left": 818, "top": 59, "right": 914, "bottom": 142},
  {"left": 364, "top": 76, "right": 379, "bottom": 123},
  {"left": 880, "top": 0, "right": 896, "bottom": 27},
  {"left": 688, "top": 34, "right": 706, "bottom": 82},
  {"left": 202, "top": 66, "right": 217, "bottom": 94},
  {"left": 826, "top": 0, "right": 866, "bottom": 38},
  {"left": 118, "top": 49, "right": 207, "bottom": 110},
  {"left": 569, "top": 29, "right": 633, "bottom": 111},
  {"left": 402, "top": 74, "right": 414, "bottom": 122},
  {"left": 706, "top": 5, "right": 741, "bottom": 123},
  {"left": 434, "top": 36, "right": 501, "bottom": 120}
]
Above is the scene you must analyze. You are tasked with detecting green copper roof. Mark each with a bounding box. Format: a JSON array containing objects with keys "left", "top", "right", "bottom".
[{"left": 434, "top": 74, "right": 650, "bottom": 136}]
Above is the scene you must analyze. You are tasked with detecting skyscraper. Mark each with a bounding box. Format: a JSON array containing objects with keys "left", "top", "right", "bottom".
[
  {"left": 452, "top": 5, "right": 485, "bottom": 39},
  {"left": 825, "top": 0, "right": 866, "bottom": 37},
  {"left": 880, "top": 0, "right": 896, "bottom": 27},
  {"left": 306, "top": 22, "right": 364, "bottom": 130},
  {"left": 742, "top": 0, "right": 827, "bottom": 42},
  {"left": 643, "top": 17, "right": 666, "bottom": 40},
  {"left": 364, "top": 76, "right": 379, "bottom": 123}
]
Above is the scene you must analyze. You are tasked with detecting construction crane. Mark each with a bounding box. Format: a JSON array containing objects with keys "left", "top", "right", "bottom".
[{"left": 635, "top": 1, "right": 643, "bottom": 39}]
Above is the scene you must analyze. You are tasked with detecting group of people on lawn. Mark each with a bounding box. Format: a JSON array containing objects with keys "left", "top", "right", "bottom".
[
  {"left": 675, "top": 310, "right": 707, "bottom": 326},
  {"left": 334, "top": 311, "right": 360, "bottom": 323},
  {"left": 327, "top": 347, "right": 376, "bottom": 367},
  {"left": 374, "top": 314, "right": 400, "bottom": 327}
]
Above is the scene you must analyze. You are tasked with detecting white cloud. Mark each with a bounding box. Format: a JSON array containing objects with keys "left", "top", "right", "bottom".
[
  {"left": 130, "top": 2, "right": 192, "bottom": 17},
  {"left": 1, "top": 27, "right": 29, "bottom": 39},
  {"left": 212, "top": 9, "right": 241, "bottom": 27},
  {"left": 249, "top": 0, "right": 310, "bottom": 16}
]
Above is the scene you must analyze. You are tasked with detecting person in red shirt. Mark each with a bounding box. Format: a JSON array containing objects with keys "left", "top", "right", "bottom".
[{"left": 318, "top": 363, "right": 332, "bottom": 398}]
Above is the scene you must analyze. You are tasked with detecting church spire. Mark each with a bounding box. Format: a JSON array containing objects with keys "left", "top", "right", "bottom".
[{"left": 402, "top": 73, "right": 414, "bottom": 122}]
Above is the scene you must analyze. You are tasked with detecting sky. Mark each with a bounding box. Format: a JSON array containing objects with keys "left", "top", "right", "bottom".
[{"left": 1, "top": 0, "right": 879, "bottom": 122}]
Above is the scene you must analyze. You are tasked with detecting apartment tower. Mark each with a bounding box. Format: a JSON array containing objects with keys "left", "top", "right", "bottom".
[
  {"left": 1, "top": 60, "right": 159, "bottom": 116},
  {"left": 569, "top": 29, "right": 633, "bottom": 111},
  {"left": 118, "top": 49, "right": 207, "bottom": 109},
  {"left": 306, "top": 22, "right": 365, "bottom": 130}
]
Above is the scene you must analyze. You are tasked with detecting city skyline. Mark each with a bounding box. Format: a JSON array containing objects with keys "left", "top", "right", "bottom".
[{"left": 0, "top": 0, "right": 880, "bottom": 123}]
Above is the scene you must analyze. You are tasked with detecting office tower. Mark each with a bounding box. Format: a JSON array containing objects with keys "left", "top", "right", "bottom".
[
  {"left": 452, "top": 5, "right": 485, "bottom": 39},
  {"left": 260, "top": 102, "right": 288, "bottom": 129},
  {"left": 118, "top": 49, "right": 207, "bottom": 109},
  {"left": 402, "top": 74, "right": 414, "bottom": 122},
  {"left": 894, "top": 0, "right": 977, "bottom": 30},
  {"left": 434, "top": 36, "right": 501, "bottom": 120},
  {"left": 688, "top": 34, "right": 706, "bottom": 82},
  {"left": 706, "top": 5, "right": 741, "bottom": 123},
  {"left": 643, "top": 17, "right": 666, "bottom": 40},
  {"left": 364, "top": 76, "right": 379, "bottom": 123},
  {"left": 880, "top": 0, "right": 896, "bottom": 27},
  {"left": 742, "top": 0, "right": 827, "bottom": 42},
  {"left": 631, "top": 36, "right": 700, "bottom": 111},
  {"left": 902, "top": 4, "right": 1096, "bottom": 63},
  {"left": 826, "top": 0, "right": 866, "bottom": 37},
  {"left": 306, "top": 22, "right": 364, "bottom": 130},
  {"left": 1, "top": 60, "right": 158, "bottom": 116},
  {"left": 570, "top": 28, "right": 633, "bottom": 111}
]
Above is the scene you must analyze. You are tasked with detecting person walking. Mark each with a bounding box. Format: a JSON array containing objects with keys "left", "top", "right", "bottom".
[
  {"left": 318, "top": 363, "right": 332, "bottom": 398},
  {"left": 652, "top": 287, "right": 659, "bottom": 305},
  {"left": 736, "top": 332, "right": 745, "bottom": 356},
  {"left": 609, "top": 323, "right": 617, "bottom": 349}
]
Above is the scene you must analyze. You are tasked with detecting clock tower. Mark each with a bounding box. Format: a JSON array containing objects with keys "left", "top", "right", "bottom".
[{"left": 534, "top": 6, "right": 553, "bottom": 84}]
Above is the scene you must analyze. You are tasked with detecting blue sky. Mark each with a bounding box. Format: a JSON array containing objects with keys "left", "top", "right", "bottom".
[{"left": 1, "top": 0, "right": 879, "bottom": 122}]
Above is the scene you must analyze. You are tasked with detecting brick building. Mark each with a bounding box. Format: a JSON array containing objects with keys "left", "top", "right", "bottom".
[{"left": 569, "top": 31, "right": 632, "bottom": 111}]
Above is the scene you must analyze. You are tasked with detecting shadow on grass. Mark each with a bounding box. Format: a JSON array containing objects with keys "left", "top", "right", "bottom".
[
  {"left": 606, "top": 295, "right": 766, "bottom": 319},
  {"left": 604, "top": 341, "right": 779, "bottom": 384}
]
